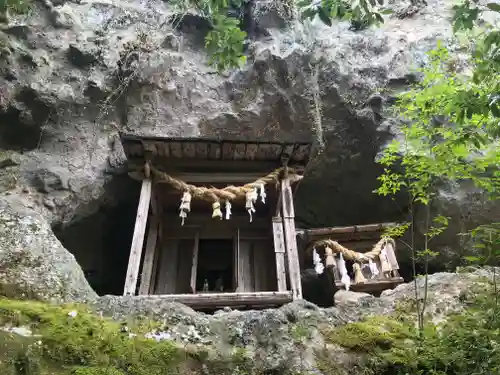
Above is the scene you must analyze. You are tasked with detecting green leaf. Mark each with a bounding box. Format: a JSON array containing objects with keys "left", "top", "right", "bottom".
[
  {"left": 486, "top": 2, "right": 500, "bottom": 12},
  {"left": 318, "top": 7, "right": 333, "bottom": 26}
]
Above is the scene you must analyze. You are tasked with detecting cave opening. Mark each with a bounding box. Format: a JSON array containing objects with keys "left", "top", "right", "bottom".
[
  {"left": 0, "top": 105, "right": 45, "bottom": 151},
  {"left": 53, "top": 176, "right": 141, "bottom": 296}
]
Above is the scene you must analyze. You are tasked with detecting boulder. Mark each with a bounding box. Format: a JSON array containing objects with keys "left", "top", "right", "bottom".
[{"left": 0, "top": 195, "right": 97, "bottom": 302}]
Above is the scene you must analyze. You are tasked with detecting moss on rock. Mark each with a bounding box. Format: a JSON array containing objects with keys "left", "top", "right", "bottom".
[
  {"left": 0, "top": 299, "right": 264, "bottom": 375},
  {"left": 0, "top": 298, "right": 183, "bottom": 375}
]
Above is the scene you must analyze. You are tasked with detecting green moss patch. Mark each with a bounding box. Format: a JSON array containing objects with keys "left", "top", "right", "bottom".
[
  {"left": 0, "top": 298, "right": 184, "bottom": 375},
  {"left": 325, "top": 316, "right": 415, "bottom": 352},
  {"left": 323, "top": 284, "right": 500, "bottom": 375}
]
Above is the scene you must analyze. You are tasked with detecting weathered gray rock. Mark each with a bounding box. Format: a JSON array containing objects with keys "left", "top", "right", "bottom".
[
  {"left": 91, "top": 269, "right": 495, "bottom": 373},
  {"left": 0, "top": 0, "right": 498, "bottom": 295},
  {"left": 334, "top": 290, "right": 374, "bottom": 305},
  {"left": 0, "top": 0, "right": 473, "bottom": 226},
  {"left": 0, "top": 195, "right": 97, "bottom": 302}
]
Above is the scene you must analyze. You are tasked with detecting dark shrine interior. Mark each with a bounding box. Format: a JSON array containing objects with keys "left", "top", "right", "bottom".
[{"left": 196, "top": 239, "right": 234, "bottom": 293}]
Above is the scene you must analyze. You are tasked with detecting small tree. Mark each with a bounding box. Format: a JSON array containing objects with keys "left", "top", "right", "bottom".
[
  {"left": 466, "top": 223, "right": 500, "bottom": 310},
  {"left": 376, "top": 18, "right": 500, "bottom": 328}
]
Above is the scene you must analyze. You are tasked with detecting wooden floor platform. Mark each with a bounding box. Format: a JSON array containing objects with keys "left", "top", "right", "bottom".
[
  {"left": 336, "top": 277, "right": 404, "bottom": 293},
  {"left": 143, "top": 291, "right": 293, "bottom": 310}
]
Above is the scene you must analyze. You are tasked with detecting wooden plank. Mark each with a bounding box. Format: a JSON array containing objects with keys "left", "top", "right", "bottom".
[
  {"left": 176, "top": 239, "right": 195, "bottom": 293},
  {"left": 255, "top": 144, "right": 274, "bottom": 160},
  {"left": 170, "top": 172, "right": 266, "bottom": 184},
  {"left": 253, "top": 240, "right": 267, "bottom": 292},
  {"left": 281, "top": 177, "right": 303, "bottom": 300},
  {"left": 336, "top": 277, "right": 404, "bottom": 293},
  {"left": 162, "top": 142, "right": 170, "bottom": 157},
  {"left": 156, "top": 239, "right": 179, "bottom": 294},
  {"left": 233, "top": 229, "right": 239, "bottom": 291},
  {"left": 140, "top": 291, "right": 293, "bottom": 309},
  {"left": 245, "top": 144, "right": 258, "bottom": 160},
  {"left": 233, "top": 143, "right": 247, "bottom": 160},
  {"left": 385, "top": 241, "right": 400, "bottom": 277},
  {"left": 165, "top": 239, "right": 180, "bottom": 293},
  {"left": 149, "top": 234, "right": 161, "bottom": 294},
  {"left": 237, "top": 240, "right": 254, "bottom": 292},
  {"left": 169, "top": 142, "right": 183, "bottom": 158},
  {"left": 183, "top": 142, "right": 196, "bottom": 158},
  {"left": 138, "top": 216, "right": 159, "bottom": 295},
  {"left": 150, "top": 183, "right": 158, "bottom": 217},
  {"left": 195, "top": 143, "right": 208, "bottom": 159},
  {"left": 149, "top": 212, "right": 163, "bottom": 294},
  {"left": 222, "top": 143, "right": 235, "bottom": 160},
  {"left": 190, "top": 231, "right": 200, "bottom": 293},
  {"left": 151, "top": 158, "right": 283, "bottom": 172},
  {"left": 208, "top": 143, "right": 221, "bottom": 159},
  {"left": 123, "top": 179, "right": 152, "bottom": 296},
  {"left": 272, "top": 216, "right": 287, "bottom": 292},
  {"left": 155, "top": 142, "right": 165, "bottom": 157},
  {"left": 142, "top": 141, "right": 156, "bottom": 155},
  {"left": 304, "top": 223, "right": 396, "bottom": 237}
]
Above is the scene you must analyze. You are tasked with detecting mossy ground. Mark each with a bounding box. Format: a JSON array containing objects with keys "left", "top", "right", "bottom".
[
  {"left": 322, "top": 282, "right": 500, "bottom": 375},
  {"left": 0, "top": 280, "right": 499, "bottom": 375},
  {"left": 0, "top": 298, "right": 190, "bottom": 375},
  {"left": 0, "top": 298, "right": 260, "bottom": 375}
]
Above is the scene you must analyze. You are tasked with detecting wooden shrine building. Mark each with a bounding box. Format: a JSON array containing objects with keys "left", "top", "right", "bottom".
[
  {"left": 297, "top": 223, "right": 404, "bottom": 294},
  {"left": 119, "top": 133, "right": 312, "bottom": 310}
]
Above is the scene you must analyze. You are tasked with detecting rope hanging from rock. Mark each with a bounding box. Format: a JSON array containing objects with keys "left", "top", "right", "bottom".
[{"left": 148, "top": 164, "right": 302, "bottom": 225}]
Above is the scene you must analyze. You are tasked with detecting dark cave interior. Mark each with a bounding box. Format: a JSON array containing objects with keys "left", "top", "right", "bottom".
[{"left": 52, "top": 177, "right": 141, "bottom": 296}]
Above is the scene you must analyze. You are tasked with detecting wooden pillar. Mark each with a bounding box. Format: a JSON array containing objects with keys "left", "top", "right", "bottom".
[
  {"left": 123, "top": 179, "right": 152, "bottom": 296},
  {"left": 138, "top": 216, "right": 158, "bottom": 295},
  {"left": 148, "top": 188, "right": 163, "bottom": 294},
  {"left": 280, "top": 177, "right": 303, "bottom": 300},
  {"left": 189, "top": 231, "right": 200, "bottom": 293},
  {"left": 272, "top": 216, "right": 287, "bottom": 292}
]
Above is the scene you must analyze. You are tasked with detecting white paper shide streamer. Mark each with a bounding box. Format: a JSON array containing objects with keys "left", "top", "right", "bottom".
[
  {"left": 225, "top": 200, "right": 232, "bottom": 220},
  {"left": 245, "top": 188, "right": 258, "bottom": 222},
  {"left": 312, "top": 248, "right": 324, "bottom": 274},
  {"left": 368, "top": 258, "right": 379, "bottom": 279},
  {"left": 179, "top": 191, "right": 191, "bottom": 226},
  {"left": 258, "top": 183, "right": 266, "bottom": 204},
  {"left": 338, "top": 253, "right": 351, "bottom": 291}
]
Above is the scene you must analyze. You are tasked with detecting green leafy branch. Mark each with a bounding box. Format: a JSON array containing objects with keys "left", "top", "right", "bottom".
[
  {"left": 298, "top": 0, "right": 392, "bottom": 30},
  {"left": 171, "top": 0, "right": 248, "bottom": 71}
]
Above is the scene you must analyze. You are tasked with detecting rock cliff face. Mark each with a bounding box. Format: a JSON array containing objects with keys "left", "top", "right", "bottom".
[{"left": 0, "top": 0, "right": 498, "bottom": 298}]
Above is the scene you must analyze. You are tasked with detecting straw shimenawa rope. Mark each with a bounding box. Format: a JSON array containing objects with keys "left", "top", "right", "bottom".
[
  {"left": 149, "top": 165, "right": 301, "bottom": 202},
  {"left": 307, "top": 237, "right": 396, "bottom": 262}
]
